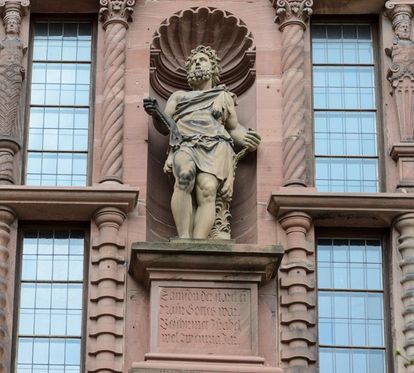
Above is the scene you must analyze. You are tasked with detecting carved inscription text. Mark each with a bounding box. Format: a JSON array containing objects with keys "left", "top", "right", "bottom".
[{"left": 157, "top": 287, "right": 252, "bottom": 354}]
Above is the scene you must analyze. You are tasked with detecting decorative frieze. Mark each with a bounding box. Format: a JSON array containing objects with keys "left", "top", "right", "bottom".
[
  {"left": 0, "top": 206, "right": 15, "bottom": 373},
  {"left": 87, "top": 207, "right": 127, "bottom": 373},
  {"left": 278, "top": 212, "right": 316, "bottom": 372},
  {"left": 386, "top": 2, "right": 414, "bottom": 142},
  {"left": 395, "top": 213, "right": 414, "bottom": 368},
  {"left": 99, "top": 0, "right": 135, "bottom": 183},
  {"left": 0, "top": 0, "right": 29, "bottom": 184},
  {"left": 273, "top": 0, "right": 313, "bottom": 186}
]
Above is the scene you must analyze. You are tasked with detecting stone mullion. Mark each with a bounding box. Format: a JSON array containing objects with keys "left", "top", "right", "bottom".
[
  {"left": 99, "top": 0, "right": 135, "bottom": 184},
  {"left": 0, "top": 0, "right": 29, "bottom": 185},
  {"left": 88, "top": 207, "right": 126, "bottom": 373},
  {"left": 395, "top": 213, "right": 414, "bottom": 370},
  {"left": 279, "top": 212, "right": 316, "bottom": 373},
  {"left": 0, "top": 206, "right": 15, "bottom": 373}
]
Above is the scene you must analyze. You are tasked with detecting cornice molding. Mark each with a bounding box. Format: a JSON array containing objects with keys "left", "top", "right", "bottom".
[
  {"left": 268, "top": 191, "right": 414, "bottom": 226},
  {"left": 0, "top": 185, "right": 138, "bottom": 220}
]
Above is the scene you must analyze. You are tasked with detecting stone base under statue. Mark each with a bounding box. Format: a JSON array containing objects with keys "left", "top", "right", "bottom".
[{"left": 128, "top": 239, "right": 283, "bottom": 373}]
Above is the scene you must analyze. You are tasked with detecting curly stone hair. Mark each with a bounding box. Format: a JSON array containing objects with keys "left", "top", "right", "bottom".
[{"left": 185, "top": 45, "right": 222, "bottom": 87}]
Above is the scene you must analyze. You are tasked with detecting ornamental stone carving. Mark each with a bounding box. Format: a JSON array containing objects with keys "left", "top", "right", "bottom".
[
  {"left": 99, "top": 0, "right": 135, "bottom": 183},
  {"left": 386, "top": 2, "right": 414, "bottom": 141},
  {"left": 0, "top": 206, "right": 16, "bottom": 372},
  {"left": 273, "top": 0, "right": 313, "bottom": 30},
  {"left": 150, "top": 7, "right": 256, "bottom": 100},
  {"left": 0, "top": 0, "right": 29, "bottom": 184},
  {"left": 273, "top": 0, "right": 313, "bottom": 186},
  {"left": 395, "top": 213, "right": 414, "bottom": 368}
]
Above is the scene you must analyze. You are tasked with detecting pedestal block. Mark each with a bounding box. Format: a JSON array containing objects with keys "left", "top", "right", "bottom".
[{"left": 129, "top": 239, "right": 284, "bottom": 373}]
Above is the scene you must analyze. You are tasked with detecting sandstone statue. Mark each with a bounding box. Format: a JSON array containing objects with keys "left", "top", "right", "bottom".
[
  {"left": 144, "top": 45, "right": 260, "bottom": 239},
  {"left": 386, "top": 6, "right": 414, "bottom": 141}
]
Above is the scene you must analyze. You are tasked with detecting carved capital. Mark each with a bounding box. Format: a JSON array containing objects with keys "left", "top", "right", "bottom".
[
  {"left": 99, "top": 0, "right": 135, "bottom": 29},
  {"left": 274, "top": 0, "right": 313, "bottom": 31}
]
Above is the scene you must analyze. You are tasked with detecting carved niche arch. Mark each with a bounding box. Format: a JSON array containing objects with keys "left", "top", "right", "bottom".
[
  {"left": 150, "top": 7, "right": 256, "bottom": 99},
  {"left": 147, "top": 7, "right": 258, "bottom": 242}
]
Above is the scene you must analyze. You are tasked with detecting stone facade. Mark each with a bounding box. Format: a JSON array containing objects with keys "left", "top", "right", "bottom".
[{"left": 0, "top": 0, "right": 413, "bottom": 372}]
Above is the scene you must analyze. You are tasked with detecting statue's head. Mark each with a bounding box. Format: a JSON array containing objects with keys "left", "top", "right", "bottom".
[
  {"left": 396, "top": 19, "right": 412, "bottom": 40},
  {"left": 185, "top": 45, "right": 221, "bottom": 88},
  {"left": 393, "top": 7, "right": 412, "bottom": 40},
  {"left": 4, "top": 10, "right": 20, "bottom": 35}
]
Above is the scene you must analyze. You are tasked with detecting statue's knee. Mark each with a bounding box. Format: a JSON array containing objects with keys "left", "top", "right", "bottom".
[
  {"left": 199, "top": 180, "right": 217, "bottom": 202},
  {"left": 176, "top": 170, "right": 195, "bottom": 191}
]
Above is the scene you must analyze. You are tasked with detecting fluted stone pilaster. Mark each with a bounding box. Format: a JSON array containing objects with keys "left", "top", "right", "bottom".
[
  {"left": 274, "top": 0, "right": 313, "bottom": 187},
  {"left": 88, "top": 207, "right": 127, "bottom": 373},
  {"left": 279, "top": 212, "right": 316, "bottom": 373},
  {"left": 0, "top": 0, "right": 29, "bottom": 184},
  {"left": 99, "top": 0, "right": 135, "bottom": 184},
  {"left": 395, "top": 213, "right": 414, "bottom": 370}
]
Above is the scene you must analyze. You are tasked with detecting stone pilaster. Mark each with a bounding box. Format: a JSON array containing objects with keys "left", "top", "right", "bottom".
[
  {"left": 274, "top": 0, "right": 313, "bottom": 187},
  {"left": 279, "top": 212, "right": 316, "bottom": 373},
  {"left": 395, "top": 213, "right": 414, "bottom": 371},
  {"left": 0, "top": 0, "right": 29, "bottom": 184},
  {"left": 88, "top": 207, "right": 127, "bottom": 373},
  {"left": 0, "top": 206, "right": 15, "bottom": 373},
  {"left": 99, "top": 0, "right": 135, "bottom": 184}
]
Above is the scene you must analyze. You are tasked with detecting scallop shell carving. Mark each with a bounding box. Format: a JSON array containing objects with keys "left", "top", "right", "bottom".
[{"left": 150, "top": 7, "right": 256, "bottom": 99}]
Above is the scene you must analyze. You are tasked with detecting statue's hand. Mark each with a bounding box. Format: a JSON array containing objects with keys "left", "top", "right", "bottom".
[
  {"left": 143, "top": 97, "right": 159, "bottom": 116},
  {"left": 220, "top": 177, "right": 234, "bottom": 201},
  {"left": 242, "top": 129, "right": 261, "bottom": 151},
  {"left": 163, "top": 152, "right": 173, "bottom": 174}
]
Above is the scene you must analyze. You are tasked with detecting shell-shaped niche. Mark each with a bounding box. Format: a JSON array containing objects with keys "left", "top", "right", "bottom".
[{"left": 150, "top": 7, "right": 256, "bottom": 99}]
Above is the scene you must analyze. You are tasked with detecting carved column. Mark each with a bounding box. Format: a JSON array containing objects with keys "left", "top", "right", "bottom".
[
  {"left": 0, "top": 0, "right": 29, "bottom": 185},
  {"left": 279, "top": 212, "right": 316, "bottom": 373},
  {"left": 395, "top": 213, "right": 414, "bottom": 371},
  {"left": 99, "top": 0, "right": 135, "bottom": 184},
  {"left": 385, "top": 2, "right": 414, "bottom": 191},
  {"left": 0, "top": 206, "right": 15, "bottom": 373},
  {"left": 274, "top": 0, "right": 313, "bottom": 187},
  {"left": 88, "top": 207, "right": 127, "bottom": 373}
]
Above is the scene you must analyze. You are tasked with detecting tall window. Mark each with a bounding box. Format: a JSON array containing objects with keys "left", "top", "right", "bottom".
[
  {"left": 16, "top": 229, "right": 86, "bottom": 372},
  {"left": 317, "top": 238, "right": 386, "bottom": 373},
  {"left": 312, "top": 24, "right": 379, "bottom": 192},
  {"left": 26, "top": 22, "right": 92, "bottom": 186}
]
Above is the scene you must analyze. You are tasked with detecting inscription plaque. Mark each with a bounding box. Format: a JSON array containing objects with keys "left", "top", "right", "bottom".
[{"left": 155, "top": 286, "right": 253, "bottom": 355}]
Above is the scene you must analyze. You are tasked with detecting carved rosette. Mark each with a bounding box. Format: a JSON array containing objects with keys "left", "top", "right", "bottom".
[
  {"left": 385, "top": 2, "right": 414, "bottom": 141},
  {"left": 87, "top": 207, "right": 127, "bottom": 373},
  {"left": 395, "top": 213, "right": 414, "bottom": 367},
  {"left": 273, "top": 0, "right": 313, "bottom": 186},
  {"left": 150, "top": 7, "right": 256, "bottom": 99},
  {"left": 0, "top": 0, "right": 29, "bottom": 184},
  {"left": 0, "top": 206, "right": 15, "bottom": 373},
  {"left": 99, "top": 0, "right": 135, "bottom": 183},
  {"left": 279, "top": 212, "right": 316, "bottom": 372}
]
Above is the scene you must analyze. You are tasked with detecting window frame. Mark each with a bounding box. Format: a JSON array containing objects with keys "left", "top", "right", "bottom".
[
  {"left": 22, "top": 14, "right": 97, "bottom": 187},
  {"left": 310, "top": 16, "right": 385, "bottom": 193},
  {"left": 315, "top": 228, "right": 392, "bottom": 373},
  {"left": 12, "top": 222, "right": 90, "bottom": 373}
]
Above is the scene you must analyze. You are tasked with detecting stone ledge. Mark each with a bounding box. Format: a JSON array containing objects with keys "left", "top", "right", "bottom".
[
  {"left": 129, "top": 240, "right": 283, "bottom": 287},
  {"left": 268, "top": 191, "right": 414, "bottom": 226},
  {"left": 0, "top": 185, "right": 138, "bottom": 220}
]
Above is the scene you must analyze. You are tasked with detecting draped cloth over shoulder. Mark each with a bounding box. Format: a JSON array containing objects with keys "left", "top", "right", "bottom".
[{"left": 170, "top": 86, "right": 236, "bottom": 187}]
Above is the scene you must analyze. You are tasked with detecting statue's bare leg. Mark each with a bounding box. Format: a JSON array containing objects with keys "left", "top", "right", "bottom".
[
  {"left": 172, "top": 151, "right": 196, "bottom": 238},
  {"left": 193, "top": 172, "right": 219, "bottom": 239}
]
